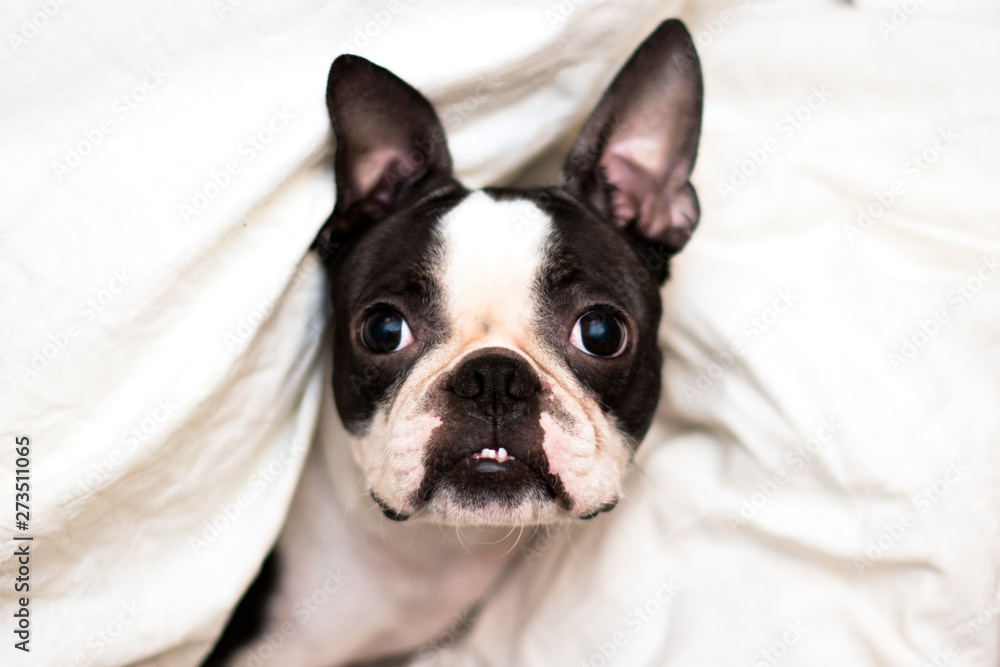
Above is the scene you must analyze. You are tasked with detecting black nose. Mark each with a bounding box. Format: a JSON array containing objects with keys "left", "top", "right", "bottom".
[{"left": 451, "top": 352, "right": 539, "bottom": 424}]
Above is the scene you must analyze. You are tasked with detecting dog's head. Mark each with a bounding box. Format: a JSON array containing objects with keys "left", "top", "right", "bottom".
[{"left": 313, "top": 20, "right": 702, "bottom": 526}]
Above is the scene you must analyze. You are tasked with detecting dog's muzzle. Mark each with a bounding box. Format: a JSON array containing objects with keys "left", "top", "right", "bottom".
[{"left": 382, "top": 350, "right": 572, "bottom": 521}]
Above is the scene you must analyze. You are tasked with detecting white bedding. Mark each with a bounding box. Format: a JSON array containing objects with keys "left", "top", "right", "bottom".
[{"left": 3, "top": 0, "right": 999, "bottom": 665}]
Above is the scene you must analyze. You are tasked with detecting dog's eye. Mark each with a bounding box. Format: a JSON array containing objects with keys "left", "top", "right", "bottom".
[
  {"left": 571, "top": 310, "right": 627, "bottom": 358},
  {"left": 361, "top": 310, "right": 413, "bottom": 353}
]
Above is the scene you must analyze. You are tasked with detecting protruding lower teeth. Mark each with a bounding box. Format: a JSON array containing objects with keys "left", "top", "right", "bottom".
[{"left": 471, "top": 447, "right": 514, "bottom": 462}]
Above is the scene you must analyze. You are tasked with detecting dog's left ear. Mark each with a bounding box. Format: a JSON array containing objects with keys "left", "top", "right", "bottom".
[
  {"left": 565, "top": 19, "right": 703, "bottom": 278},
  {"left": 314, "top": 55, "right": 453, "bottom": 257}
]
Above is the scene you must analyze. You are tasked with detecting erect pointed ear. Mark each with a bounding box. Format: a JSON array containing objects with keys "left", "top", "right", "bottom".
[
  {"left": 564, "top": 19, "right": 703, "bottom": 274},
  {"left": 314, "top": 55, "right": 453, "bottom": 256}
]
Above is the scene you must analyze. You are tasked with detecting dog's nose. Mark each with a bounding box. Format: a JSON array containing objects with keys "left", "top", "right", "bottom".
[{"left": 451, "top": 352, "right": 539, "bottom": 423}]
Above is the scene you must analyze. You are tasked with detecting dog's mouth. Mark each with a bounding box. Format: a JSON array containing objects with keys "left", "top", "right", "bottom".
[
  {"left": 442, "top": 448, "right": 549, "bottom": 496},
  {"left": 368, "top": 442, "right": 621, "bottom": 525},
  {"left": 469, "top": 446, "right": 515, "bottom": 467},
  {"left": 382, "top": 443, "right": 569, "bottom": 523}
]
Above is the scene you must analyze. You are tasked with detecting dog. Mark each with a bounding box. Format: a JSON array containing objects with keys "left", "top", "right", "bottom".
[{"left": 206, "top": 18, "right": 702, "bottom": 667}]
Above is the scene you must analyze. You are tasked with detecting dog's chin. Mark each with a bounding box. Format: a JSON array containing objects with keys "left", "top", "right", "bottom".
[{"left": 421, "top": 491, "right": 568, "bottom": 527}]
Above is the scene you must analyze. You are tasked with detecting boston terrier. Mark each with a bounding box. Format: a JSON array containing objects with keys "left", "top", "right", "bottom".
[{"left": 207, "top": 18, "right": 702, "bottom": 667}]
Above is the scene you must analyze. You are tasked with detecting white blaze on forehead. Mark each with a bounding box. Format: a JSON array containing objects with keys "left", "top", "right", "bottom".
[{"left": 436, "top": 191, "right": 552, "bottom": 343}]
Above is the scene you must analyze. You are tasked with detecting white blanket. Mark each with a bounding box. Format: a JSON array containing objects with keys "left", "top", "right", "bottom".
[{"left": 3, "top": 0, "right": 999, "bottom": 665}]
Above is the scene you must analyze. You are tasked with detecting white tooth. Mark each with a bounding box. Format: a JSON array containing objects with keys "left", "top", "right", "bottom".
[{"left": 498, "top": 448, "right": 507, "bottom": 459}]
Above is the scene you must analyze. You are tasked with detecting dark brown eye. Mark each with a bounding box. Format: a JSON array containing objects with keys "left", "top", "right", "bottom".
[
  {"left": 361, "top": 310, "right": 413, "bottom": 353},
  {"left": 571, "top": 310, "right": 627, "bottom": 357}
]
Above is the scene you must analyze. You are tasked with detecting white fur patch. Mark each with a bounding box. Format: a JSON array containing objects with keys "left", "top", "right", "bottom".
[
  {"left": 355, "top": 412, "right": 442, "bottom": 510},
  {"left": 435, "top": 191, "right": 552, "bottom": 352}
]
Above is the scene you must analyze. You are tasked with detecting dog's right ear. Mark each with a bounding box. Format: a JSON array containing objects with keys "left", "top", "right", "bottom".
[
  {"left": 314, "top": 55, "right": 453, "bottom": 257},
  {"left": 564, "top": 19, "right": 703, "bottom": 281}
]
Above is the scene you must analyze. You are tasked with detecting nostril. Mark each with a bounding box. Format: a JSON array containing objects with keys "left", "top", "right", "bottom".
[
  {"left": 453, "top": 369, "right": 484, "bottom": 399},
  {"left": 505, "top": 368, "right": 536, "bottom": 400}
]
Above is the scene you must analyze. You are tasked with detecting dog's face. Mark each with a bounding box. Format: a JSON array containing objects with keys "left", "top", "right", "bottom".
[{"left": 314, "top": 20, "right": 702, "bottom": 526}]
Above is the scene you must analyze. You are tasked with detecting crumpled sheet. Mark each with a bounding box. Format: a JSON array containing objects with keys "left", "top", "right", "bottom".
[{"left": 2, "top": 0, "right": 998, "bottom": 665}]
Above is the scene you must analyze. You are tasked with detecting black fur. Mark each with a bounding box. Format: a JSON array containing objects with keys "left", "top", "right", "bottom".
[{"left": 202, "top": 551, "right": 279, "bottom": 666}]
